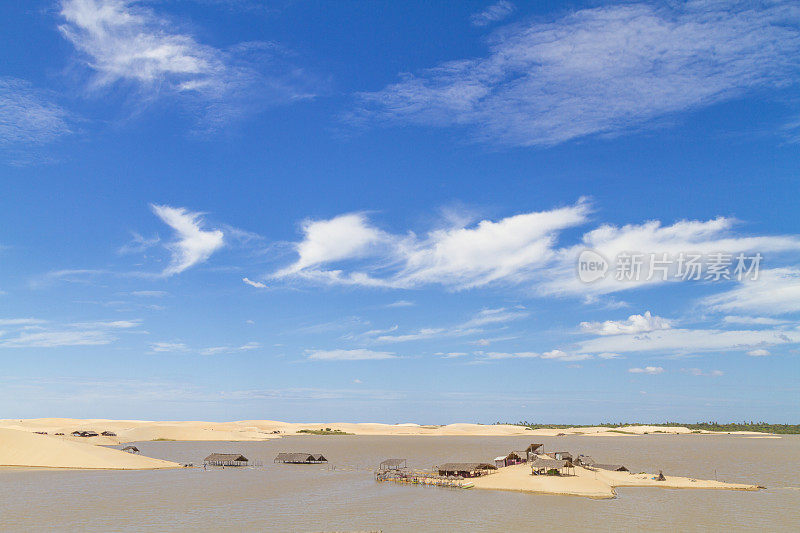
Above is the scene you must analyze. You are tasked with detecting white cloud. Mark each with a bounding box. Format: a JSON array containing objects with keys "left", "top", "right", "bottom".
[
  {"left": 354, "top": 2, "right": 800, "bottom": 146},
  {"left": 274, "top": 202, "right": 800, "bottom": 298},
  {"left": 58, "top": 0, "right": 315, "bottom": 126},
  {"left": 151, "top": 204, "right": 224, "bottom": 276},
  {"left": 242, "top": 277, "right": 267, "bottom": 288},
  {"left": 703, "top": 268, "right": 800, "bottom": 315},
  {"left": 436, "top": 352, "right": 468, "bottom": 358},
  {"left": 628, "top": 366, "right": 664, "bottom": 375},
  {"left": 471, "top": 1, "right": 515, "bottom": 27},
  {"left": 70, "top": 319, "right": 140, "bottom": 328},
  {"left": 580, "top": 311, "right": 671, "bottom": 336},
  {"left": 542, "top": 217, "right": 800, "bottom": 297},
  {"left": 306, "top": 348, "right": 397, "bottom": 361},
  {"left": 577, "top": 327, "right": 799, "bottom": 355},
  {"left": 275, "top": 201, "right": 590, "bottom": 290},
  {"left": 130, "top": 290, "right": 167, "bottom": 297},
  {"left": 149, "top": 341, "right": 189, "bottom": 353},
  {"left": 0, "top": 78, "right": 71, "bottom": 146},
  {"left": 747, "top": 349, "right": 771, "bottom": 357},
  {"left": 118, "top": 232, "right": 160, "bottom": 254},
  {"left": 277, "top": 213, "right": 389, "bottom": 276}
]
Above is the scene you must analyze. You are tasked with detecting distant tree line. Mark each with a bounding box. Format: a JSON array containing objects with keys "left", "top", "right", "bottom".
[{"left": 497, "top": 421, "right": 800, "bottom": 434}]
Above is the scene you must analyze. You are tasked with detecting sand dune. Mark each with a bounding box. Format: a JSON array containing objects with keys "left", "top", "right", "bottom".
[
  {"left": 0, "top": 429, "right": 180, "bottom": 469},
  {"left": 470, "top": 462, "right": 761, "bottom": 499},
  {"left": 1, "top": 419, "right": 773, "bottom": 442}
]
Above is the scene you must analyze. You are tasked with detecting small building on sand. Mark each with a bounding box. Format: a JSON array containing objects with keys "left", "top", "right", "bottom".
[
  {"left": 437, "top": 463, "right": 497, "bottom": 478},
  {"left": 525, "top": 444, "right": 544, "bottom": 458},
  {"left": 101, "top": 430, "right": 117, "bottom": 437},
  {"left": 531, "top": 458, "right": 575, "bottom": 476},
  {"left": 274, "top": 452, "right": 327, "bottom": 464},
  {"left": 71, "top": 430, "right": 99, "bottom": 437},
  {"left": 552, "top": 451, "right": 573, "bottom": 462},
  {"left": 379, "top": 458, "right": 407, "bottom": 471},
  {"left": 204, "top": 453, "right": 249, "bottom": 467},
  {"left": 494, "top": 451, "right": 527, "bottom": 467},
  {"left": 122, "top": 446, "right": 140, "bottom": 454}
]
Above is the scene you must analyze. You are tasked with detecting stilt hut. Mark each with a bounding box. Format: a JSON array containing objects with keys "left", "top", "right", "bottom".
[
  {"left": 436, "top": 463, "right": 497, "bottom": 478},
  {"left": 204, "top": 453, "right": 249, "bottom": 467},
  {"left": 274, "top": 452, "right": 327, "bottom": 464},
  {"left": 379, "top": 458, "right": 407, "bottom": 471}
]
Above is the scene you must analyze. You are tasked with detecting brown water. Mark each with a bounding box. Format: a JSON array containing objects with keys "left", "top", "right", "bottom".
[{"left": 1, "top": 435, "right": 798, "bottom": 532}]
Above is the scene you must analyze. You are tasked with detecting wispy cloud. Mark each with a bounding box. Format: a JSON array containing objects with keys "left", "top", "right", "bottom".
[
  {"left": 275, "top": 200, "right": 590, "bottom": 290},
  {"left": 471, "top": 1, "right": 515, "bottom": 27},
  {"left": 242, "top": 277, "right": 267, "bottom": 288},
  {"left": 0, "top": 77, "right": 71, "bottom": 150},
  {"left": 353, "top": 2, "right": 800, "bottom": 146},
  {"left": 0, "top": 316, "right": 142, "bottom": 348},
  {"left": 58, "top": 0, "right": 316, "bottom": 127},
  {"left": 200, "top": 341, "right": 260, "bottom": 355},
  {"left": 273, "top": 200, "right": 800, "bottom": 298},
  {"left": 682, "top": 367, "right": 724, "bottom": 377},
  {"left": 372, "top": 307, "right": 528, "bottom": 343},
  {"left": 703, "top": 267, "right": 800, "bottom": 315},
  {"left": 747, "top": 348, "right": 771, "bottom": 357},
  {"left": 151, "top": 204, "right": 224, "bottom": 276},
  {"left": 305, "top": 348, "right": 398, "bottom": 361}
]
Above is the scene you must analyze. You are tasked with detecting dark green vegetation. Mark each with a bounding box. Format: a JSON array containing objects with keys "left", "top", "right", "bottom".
[
  {"left": 297, "top": 428, "right": 354, "bottom": 435},
  {"left": 500, "top": 421, "right": 800, "bottom": 434}
]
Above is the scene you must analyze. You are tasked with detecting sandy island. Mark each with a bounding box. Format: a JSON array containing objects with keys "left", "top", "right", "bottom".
[{"left": 469, "top": 462, "right": 761, "bottom": 499}]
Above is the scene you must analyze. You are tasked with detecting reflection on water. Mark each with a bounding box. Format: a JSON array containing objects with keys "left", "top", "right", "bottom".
[{"left": 1, "top": 435, "right": 798, "bottom": 532}]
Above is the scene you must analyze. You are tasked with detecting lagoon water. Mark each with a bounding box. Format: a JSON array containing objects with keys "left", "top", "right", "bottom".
[{"left": 1, "top": 434, "right": 798, "bottom": 531}]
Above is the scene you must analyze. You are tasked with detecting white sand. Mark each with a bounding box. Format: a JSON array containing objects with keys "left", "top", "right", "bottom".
[{"left": 0, "top": 428, "right": 180, "bottom": 469}]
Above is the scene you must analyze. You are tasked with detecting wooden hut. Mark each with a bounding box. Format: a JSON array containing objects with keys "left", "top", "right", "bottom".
[
  {"left": 379, "top": 458, "right": 407, "bottom": 471},
  {"left": 204, "top": 453, "right": 249, "bottom": 467},
  {"left": 274, "top": 452, "right": 327, "bottom": 464},
  {"left": 437, "top": 463, "right": 497, "bottom": 478},
  {"left": 494, "top": 451, "right": 527, "bottom": 467},
  {"left": 525, "top": 443, "right": 544, "bottom": 457},
  {"left": 122, "top": 446, "right": 140, "bottom": 454},
  {"left": 553, "top": 451, "right": 573, "bottom": 462},
  {"left": 530, "top": 458, "right": 574, "bottom": 476},
  {"left": 575, "top": 455, "right": 595, "bottom": 466}
]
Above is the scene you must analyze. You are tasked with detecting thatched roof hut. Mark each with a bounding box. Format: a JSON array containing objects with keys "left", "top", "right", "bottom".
[
  {"left": 437, "top": 462, "right": 497, "bottom": 478},
  {"left": 575, "top": 455, "right": 595, "bottom": 466},
  {"left": 274, "top": 452, "right": 327, "bottom": 464},
  {"left": 379, "top": 458, "right": 407, "bottom": 471},
  {"left": 531, "top": 457, "right": 574, "bottom": 475},
  {"left": 204, "top": 453, "right": 249, "bottom": 466},
  {"left": 525, "top": 443, "right": 544, "bottom": 454},
  {"left": 101, "top": 431, "right": 117, "bottom": 437}
]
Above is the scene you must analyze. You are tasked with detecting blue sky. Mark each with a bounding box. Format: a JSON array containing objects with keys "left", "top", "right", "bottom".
[{"left": 1, "top": 0, "right": 799, "bottom": 423}]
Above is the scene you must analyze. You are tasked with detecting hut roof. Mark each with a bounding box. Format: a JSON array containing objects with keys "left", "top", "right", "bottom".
[
  {"left": 509, "top": 450, "right": 528, "bottom": 458},
  {"left": 494, "top": 456, "right": 507, "bottom": 461},
  {"left": 525, "top": 443, "right": 544, "bottom": 453},
  {"left": 101, "top": 431, "right": 117, "bottom": 436},
  {"left": 592, "top": 463, "right": 628, "bottom": 472},
  {"left": 576, "top": 455, "right": 595, "bottom": 465},
  {"left": 531, "top": 458, "right": 570, "bottom": 469},
  {"left": 438, "top": 462, "right": 497, "bottom": 472},
  {"left": 122, "top": 446, "right": 140, "bottom": 452},
  {"left": 380, "top": 458, "right": 406, "bottom": 468},
  {"left": 275, "top": 452, "right": 326, "bottom": 463},
  {"left": 204, "top": 453, "right": 248, "bottom": 462}
]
